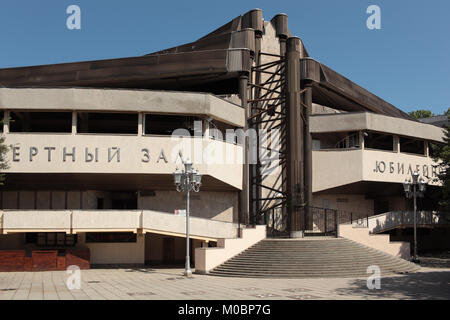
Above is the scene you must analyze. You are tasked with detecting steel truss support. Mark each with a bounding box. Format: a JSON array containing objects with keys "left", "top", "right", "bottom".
[{"left": 247, "top": 47, "right": 288, "bottom": 235}]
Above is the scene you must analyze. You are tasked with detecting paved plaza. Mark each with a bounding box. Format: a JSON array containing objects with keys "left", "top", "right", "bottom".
[{"left": 0, "top": 266, "right": 449, "bottom": 300}]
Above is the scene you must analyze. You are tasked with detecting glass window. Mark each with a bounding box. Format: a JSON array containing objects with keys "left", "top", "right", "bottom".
[
  {"left": 312, "top": 139, "right": 321, "bottom": 150},
  {"left": 144, "top": 114, "right": 201, "bottom": 136},
  {"left": 26, "top": 232, "right": 77, "bottom": 247},
  {"left": 400, "top": 137, "right": 425, "bottom": 155},
  {"left": 9, "top": 111, "right": 72, "bottom": 133},
  {"left": 364, "top": 132, "right": 394, "bottom": 151},
  {"left": 77, "top": 112, "right": 138, "bottom": 134},
  {"left": 85, "top": 232, "right": 137, "bottom": 243}
]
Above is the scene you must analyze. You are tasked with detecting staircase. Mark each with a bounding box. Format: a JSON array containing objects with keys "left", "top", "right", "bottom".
[{"left": 209, "top": 238, "right": 420, "bottom": 278}]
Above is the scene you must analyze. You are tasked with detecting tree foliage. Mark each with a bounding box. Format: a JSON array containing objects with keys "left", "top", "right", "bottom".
[
  {"left": 408, "top": 109, "right": 434, "bottom": 119},
  {"left": 0, "top": 140, "right": 8, "bottom": 184},
  {"left": 0, "top": 124, "right": 9, "bottom": 184},
  {"left": 431, "top": 114, "right": 450, "bottom": 210}
]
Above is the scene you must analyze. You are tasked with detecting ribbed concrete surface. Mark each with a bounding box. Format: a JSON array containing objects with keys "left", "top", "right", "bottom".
[{"left": 209, "top": 238, "right": 420, "bottom": 278}]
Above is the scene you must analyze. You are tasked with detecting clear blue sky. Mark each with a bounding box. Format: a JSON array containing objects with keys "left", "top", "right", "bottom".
[{"left": 0, "top": 0, "right": 449, "bottom": 115}]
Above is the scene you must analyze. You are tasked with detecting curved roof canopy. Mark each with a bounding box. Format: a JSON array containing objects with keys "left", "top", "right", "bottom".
[{"left": 0, "top": 9, "right": 413, "bottom": 120}]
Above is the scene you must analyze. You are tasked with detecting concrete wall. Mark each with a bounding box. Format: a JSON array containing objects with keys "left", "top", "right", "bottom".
[
  {"left": 139, "top": 190, "right": 238, "bottom": 222},
  {"left": 2, "top": 210, "right": 71, "bottom": 233},
  {"left": 313, "top": 194, "right": 374, "bottom": 217},
  {"left": 313, "top": 194, "right": 409, "bottom": 217},
  {"left": 313, "top": 149, "right": 441, "bottom": 192},
  {"left": 362, "top": 149, "right": 440, "bottom": 185},
  {"left": 1, "top": 208, "right": 238, "bottom": 240},
  {"left": 77, "top": 232, "right": 145, "bottom": 265},
  {"left": 313, "top": 150, "right": 363, "bottom": 192},
  {"left": 72, "top": 210, "right": 141, "bottom": 233},
  {"left": 142, "top": 210, "right": 237, "bottom": 239},
  {"left": 195, "top": 225, "right": 266, "bottom": 273},
  {"left": 339, "top": 224, "right": 411, "bottom": 260},
  {"left": 4, "top": 134, "right": 243, "bottom": 190}
]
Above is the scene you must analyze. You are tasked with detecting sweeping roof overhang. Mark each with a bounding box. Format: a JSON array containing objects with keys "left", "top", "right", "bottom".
[{"left": 0, "top": 9, "right": 413, "bottom": 120}]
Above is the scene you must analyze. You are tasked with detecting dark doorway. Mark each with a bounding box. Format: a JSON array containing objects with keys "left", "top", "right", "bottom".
[
  {"left": 163, "top": 238, "right": 175, "bottom": 264},
  {"left": 374, "top": 199, "right": 389, "bottom": 215},
  {"left": 111, "top": 192, "right": 137, "bottom": 209},
  {"left": 97, "top": 198, "right": 104, "bottom": 209}
]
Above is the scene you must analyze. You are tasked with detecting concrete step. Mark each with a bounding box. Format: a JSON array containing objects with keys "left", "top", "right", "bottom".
[
  {"left": 208, "top": 272, "right": 409, "bottom": 278},
  {"left": 217, "top": 260, "right": 416, "bottom": 268},
  {"left": 208, "top": 238, "right": 419, "bottom": 278}
]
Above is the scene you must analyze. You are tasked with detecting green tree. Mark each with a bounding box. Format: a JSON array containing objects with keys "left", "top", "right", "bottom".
[
  {"left": 0, "top": 118, "right": 9, "bottom": 184},
  {"left": 408, "top": 109, "right": 434, "bottom": 119},
  {"left": 430, "top": 114, "right": 450, "bottom": 210},
  {"left": 0, "top": 138, "right": 8, "bottom": 184}
]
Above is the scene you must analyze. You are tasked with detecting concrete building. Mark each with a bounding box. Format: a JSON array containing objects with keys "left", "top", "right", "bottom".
[{"left": 0, "top": 9, "right": 446, "bottom": 272}]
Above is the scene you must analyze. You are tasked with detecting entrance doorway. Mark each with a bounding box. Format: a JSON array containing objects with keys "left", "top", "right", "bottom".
[
  {"left": 374, "top": 199, "right": 389, "bottom": 215},
  {"left": 163, "top": 238, "right": 175, "bottom": 264},
  {"left": 144, "top": 233, "right": 202, "bottom": 267}
]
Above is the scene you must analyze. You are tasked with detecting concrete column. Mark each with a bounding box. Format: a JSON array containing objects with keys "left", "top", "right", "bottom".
[
  {"left": 250, "top": 31, "right": 262, "bottom": 225},
  {"left": 3, "top": 110, "right": 9, "bottom": 134},
  {"left": 242, "top": 9, "right": 263, "bottom": 226},
  {"left": 285, "top": 37, "right": 304, "bottom": 236},
  {"left": 424, "top": 141, "right": 429, "bottom": 157},
  {"left": 273, "top": 13, "right": 289, "bottom": 56},
  {"left": 203, "top": 119, "right": 210, "bottom": 140},
  {"left": 273, "top": 14, "right": 289, "bottom": 231},
  {"left": 138, "top": 112, "right": 143, "bottom": 136},
  {"left": 239, "top": 74, "right": 250, "bottom": 229},
  {"left": 394, "top": 135, "right": 400, "bottom": 153},
  {"left": 71, "top": 111, "right": 77, "bottom": 135},
  {"left": 359, "top": 131, "right": 365, "bottom": 149},
  {"left": 304, "top": 84, "right": 313, "bottom": 230}
]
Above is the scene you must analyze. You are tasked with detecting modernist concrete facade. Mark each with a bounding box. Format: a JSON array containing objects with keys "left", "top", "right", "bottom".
[
  {"left": 0, "top": 9, "right": 446, "bottom": 268},
  {"left": 0, "top": 88, "right": 243, "bottom": 265}
]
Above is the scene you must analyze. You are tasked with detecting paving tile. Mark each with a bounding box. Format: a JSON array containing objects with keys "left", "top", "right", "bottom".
[{"left": 0, "top": 267, "right": 449, "bottom": 300}]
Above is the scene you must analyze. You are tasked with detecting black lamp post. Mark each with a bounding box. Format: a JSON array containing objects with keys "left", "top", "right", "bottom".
[
  {"left": 173, "top": 159, "right": 202, "bottom": 277},
  {"left": 403, "top": 171, "right": 426, "bottom": 262}
]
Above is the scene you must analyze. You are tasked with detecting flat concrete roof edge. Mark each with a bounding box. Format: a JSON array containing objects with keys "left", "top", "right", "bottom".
[
  {"left": 0, "top": 87, "right": 245, "bottom": 127},
  {"left": 310, "top": 112, "right": 445, "bottom": 143}
]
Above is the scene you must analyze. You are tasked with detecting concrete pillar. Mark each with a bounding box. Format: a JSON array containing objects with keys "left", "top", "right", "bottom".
[
  {"left": 394, "top": 135, "right": 400, "bottom": 153},
  {"left": 71, "top": 111, "right": 77, "bottom": 135},
  {"left": 285, "top": 37, "right": 304, "bottom": 236},
  {"left": 239, "top": 74, "right": 250, "bottom": 229},
  {"left": 242, "top": 8, "right": 263, "bottom": 226},
  {"left": 3, "top": 110, "right": 9, "bottom": 134},
  {"left": 203, "top": 119, "right": 210, "bottom": 139},
  {"left": 273, "top": 13, "right": 289, "bottom": 231},
  {"left": 250, "top": 30, "right": 262, "bottom": 225},
  {"left": 304, "top": 84, "right": 313, "bottom": 230},
  {"left": 138, "top": 112, "right": 143, "bottom": 136},
  {"left": 359, "top": 131, "right": 365, "bottom": 149}
]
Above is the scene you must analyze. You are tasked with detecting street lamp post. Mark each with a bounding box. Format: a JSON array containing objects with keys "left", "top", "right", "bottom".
[
  {"left": 173, "top": 159, "right": 202, "bottom": 277},
  {"left": 403, "top": 171, "right": 426, "bottom": 262}
]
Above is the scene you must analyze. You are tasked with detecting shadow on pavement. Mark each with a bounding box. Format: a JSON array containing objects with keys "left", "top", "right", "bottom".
[{"left": 334, "top": 270, "right": 450, "bottom": 300}]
